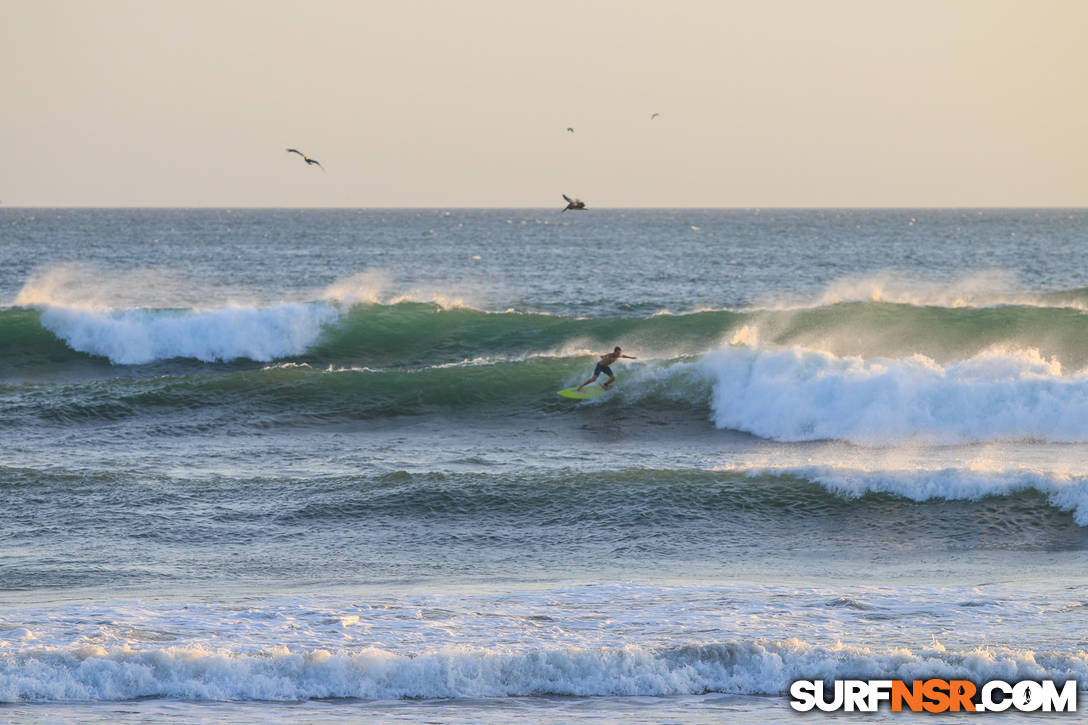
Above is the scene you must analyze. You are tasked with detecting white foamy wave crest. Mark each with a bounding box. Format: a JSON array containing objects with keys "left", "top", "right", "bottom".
[
  {"left": 702, "top": 344, "right": 1088, "bottom": 445},
  {"left": 2, "top": 640, "right": 1085, "bottom": 702},
  {"left": 37, "top": 304, "right": 341, "bottom": 365}
]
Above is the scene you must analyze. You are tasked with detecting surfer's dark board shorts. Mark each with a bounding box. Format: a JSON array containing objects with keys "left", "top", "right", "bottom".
[{"left": 594, "top": 363, "right": 613, "bottom": 376}]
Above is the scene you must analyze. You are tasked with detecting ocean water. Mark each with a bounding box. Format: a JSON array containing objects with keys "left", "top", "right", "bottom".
[{"left": 2, "top": 207, "right": 1088, "bottom": 723}]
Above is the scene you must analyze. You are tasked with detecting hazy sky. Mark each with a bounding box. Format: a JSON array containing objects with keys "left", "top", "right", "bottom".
[{"left": 3, "top": 0, "right": 1086, "bottom": 206}]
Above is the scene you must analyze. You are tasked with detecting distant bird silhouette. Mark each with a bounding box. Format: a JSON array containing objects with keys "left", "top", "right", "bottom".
[
  {"left": 286, "top": 148, "right": 324, "bottom": 170},
  {"left": 650, "top": 113, "right": 660, "bottom": 120},
  {"left": 561, "top": 194, "right": 586, "bottom": 212},
  {"left": 566, "top": 127, "right": 575, "bottom": 133}
]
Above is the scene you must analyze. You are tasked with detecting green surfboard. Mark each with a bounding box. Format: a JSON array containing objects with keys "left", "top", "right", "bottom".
[{"left": 557, "top": 386, "right": 610, "bottom": 399}]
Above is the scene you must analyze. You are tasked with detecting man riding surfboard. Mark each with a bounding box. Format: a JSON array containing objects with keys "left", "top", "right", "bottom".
[{"left": 576, "top": 346, "right": 636, "bottom": 392}]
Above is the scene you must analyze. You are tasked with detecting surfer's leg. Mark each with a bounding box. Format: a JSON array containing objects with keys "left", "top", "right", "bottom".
[
  {"left": 576, "top": 374, "right": 598, "bottom": 392},
  {"left": 603, "top": 374, "right": 616, "bottom": 390}
]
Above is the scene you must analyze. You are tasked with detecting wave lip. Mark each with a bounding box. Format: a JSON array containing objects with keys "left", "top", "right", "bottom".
[{"left": 3, "top": 639, "right": 1086, "bottom": 702}]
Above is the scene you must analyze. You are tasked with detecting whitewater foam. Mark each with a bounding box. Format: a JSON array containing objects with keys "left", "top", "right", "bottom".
[
  {"left": 700, "top": 343, "right": 1088, "bottom": 445},
  {"left": 37, "top": 303, "right": 342, "bottom": 365},
  {"left": 13, "top": 266, "right": 502, "bottom": 367},
  {"left": 3, "top": 639, "right": 1084, "bottom": 702}
]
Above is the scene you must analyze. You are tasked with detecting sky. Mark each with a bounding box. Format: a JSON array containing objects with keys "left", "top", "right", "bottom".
[{"left": 2, "top": 0, "right": 1086, "bottom": 207}]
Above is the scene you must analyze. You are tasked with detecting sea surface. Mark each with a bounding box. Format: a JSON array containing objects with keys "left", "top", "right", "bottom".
[{"left": 2, "top": 207, "right": 1088, "bottom": 723}]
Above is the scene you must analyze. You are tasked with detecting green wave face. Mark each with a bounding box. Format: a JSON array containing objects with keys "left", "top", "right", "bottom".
[
  {"left": 4, "top": 464, "right": 1078, "bottom": 546},
  {"left": 0, "top": 307, "right": 90, "bottom": 368},
  {"left": 2, "top": 357, "right": 712, "bottom": 428},
  {"left": 309, "top": 301, "right": 1088, "bottom": 370},
  {"left": 300, "top": 303, "right": 743, "bottom": 367}
]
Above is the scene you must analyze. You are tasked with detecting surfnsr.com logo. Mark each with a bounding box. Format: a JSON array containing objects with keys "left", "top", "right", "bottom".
[{"left": 789, "top": 679, "right": 1078, "bottom": 713}]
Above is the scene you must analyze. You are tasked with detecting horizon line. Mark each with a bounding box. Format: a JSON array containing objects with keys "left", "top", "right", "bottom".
[{"left": 2, "top": 203, "right": 1085, "bottom": 210}]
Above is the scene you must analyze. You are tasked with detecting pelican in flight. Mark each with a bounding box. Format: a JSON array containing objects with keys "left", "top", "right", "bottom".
[
  {"left": 561, "top": 194, "right": 586, "bottom": 212},
  {"left": 650, "top": 113, "right": 660, "bottom": 120},
  {"left": 286, "top": 148, "right": 324, "bottom": 170}
]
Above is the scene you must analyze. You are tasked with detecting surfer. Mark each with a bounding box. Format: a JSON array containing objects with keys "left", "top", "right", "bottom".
[{"left": 576, "top": 347, "right": 636, "bottom": 392}]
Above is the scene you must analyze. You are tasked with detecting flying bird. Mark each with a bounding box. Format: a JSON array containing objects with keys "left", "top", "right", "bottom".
[
  {"left": 286, "top": 148, "right": 324, "bottom": 170},
  {"left": 566, "top": 127, "right": 575, "bottom": 133},
  {"left": 650, "top": 113, "right": 660, "bottom": 120},
  {"left": 561, "top": 194, "right": 586, "bottom": 212}
]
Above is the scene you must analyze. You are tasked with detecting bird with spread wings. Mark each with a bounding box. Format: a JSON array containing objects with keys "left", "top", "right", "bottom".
[
  {"left": 286, "top": 148, "right": 325, "bottom": 170},
  {"left": 562, "top": 194, "right": 586, "bottom": 212}
]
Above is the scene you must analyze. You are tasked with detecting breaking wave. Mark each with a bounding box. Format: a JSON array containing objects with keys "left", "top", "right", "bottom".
[{"left": 3, "top": 639, "right": 1085, "bottom": 702}]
